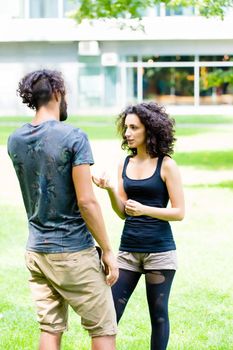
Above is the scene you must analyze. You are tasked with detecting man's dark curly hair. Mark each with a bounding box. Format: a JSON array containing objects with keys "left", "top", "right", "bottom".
[
  {"left": 17, "top": 69, "right": 66, "bottom": 110},
  {"left": 116, "top": 102, "right": 176, "bottom": 157}
]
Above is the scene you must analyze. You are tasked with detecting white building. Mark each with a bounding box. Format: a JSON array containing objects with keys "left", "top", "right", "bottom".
[{"left": 0, "top": 0, "right": 233, "bottom": 115}]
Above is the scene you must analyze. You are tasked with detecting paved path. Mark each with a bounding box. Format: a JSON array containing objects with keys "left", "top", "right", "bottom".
[{"left": 175, "top": 126, "right": 233, "bottom": 152}]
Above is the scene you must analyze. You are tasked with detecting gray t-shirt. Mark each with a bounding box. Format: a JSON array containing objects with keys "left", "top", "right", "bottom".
[{"left": 7, "top": 120, "right": 95, "bottom": 253}]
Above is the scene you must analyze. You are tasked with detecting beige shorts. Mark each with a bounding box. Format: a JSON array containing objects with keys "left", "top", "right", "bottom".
[
  {"left": 117, "top": 250, "right": 178, "bottom": 273},
  {"left": 25, "top": 247, "right": 117, "bottom": 337}
]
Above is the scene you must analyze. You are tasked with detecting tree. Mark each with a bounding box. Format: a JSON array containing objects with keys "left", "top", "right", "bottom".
[{"left": 71, "top": 0, "right": 233, "bottom": 23}]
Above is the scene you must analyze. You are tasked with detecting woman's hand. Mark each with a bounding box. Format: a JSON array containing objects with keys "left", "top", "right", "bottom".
[
  {"left": 92, "top": 171, "right": 113, "bottom": 191},
  {"left": 125, "top": 199, "right": 145, "bottom": 216}
]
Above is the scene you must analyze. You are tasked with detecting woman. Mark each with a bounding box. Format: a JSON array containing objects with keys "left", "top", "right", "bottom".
[{"left": 93, "top": 102, "right": 185, "bottom": 350}]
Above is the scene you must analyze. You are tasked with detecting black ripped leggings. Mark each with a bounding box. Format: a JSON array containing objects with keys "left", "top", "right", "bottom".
[{"left": 112, "top": 268, "right": 175, "bottom": 350}]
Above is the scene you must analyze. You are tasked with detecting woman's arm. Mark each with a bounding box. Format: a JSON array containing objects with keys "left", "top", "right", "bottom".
[
  {"left": 92, "top": 161, "right": 127, "bottom": 219},
  {"left": 125, "top": 157, "right": 185, "bottom": 221}
]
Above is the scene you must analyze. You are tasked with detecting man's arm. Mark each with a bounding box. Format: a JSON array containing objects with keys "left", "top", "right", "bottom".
[{"left": 72, "top": 164, "right": 118, "bottom": 286}]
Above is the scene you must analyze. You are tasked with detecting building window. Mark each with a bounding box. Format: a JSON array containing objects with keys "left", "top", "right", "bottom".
[
  {"left": 78, "top": 55, "right": 101, "bottom": 65},
  {"left": 199, "top": 55, "right": 233, "bottom": 105},
  {"left": 126, "top": 68, "right": 138, "bottom": 104},
  {"left": 142, "top": 67, "right": 194, "bottom": 105},
  {"left": 199, "top": 55, "right": 233, "bottom": 61},
  {"left": 135, "top": 4, "right": 161, "bottom": 17},
  {"left": 63, "top": 0, "right": 79, "bottom": 17},
  {"left": 29, "top": 0, "right": 58, "bottom": 18},
  {"left": 126, "top": 56, "right": 138, "bottom": 62},
  {"left": 142, "top": 55, "right": 194, "bottom": 62},
  {"left": 104, "top": 67, "right": 117, "bottom": 107},
  {"left": 123, "top": 54, "right": 230, "bottom": 106},
  {"left": 200, "top": 66, "right": 233, "bottom": 105},
  {"left": 166, "top": 6, "right": 195, "bottom": 16},
  {"left": 78, "top": 67, "right": 102, "bottom": 107}
]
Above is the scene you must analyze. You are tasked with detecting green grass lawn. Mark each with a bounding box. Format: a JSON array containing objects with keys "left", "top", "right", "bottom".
[
  {"left": 0, "top": 185, "right": 233, "bottom": 349},
  {"left": 1, "top": 114, "right": 232, "bottom": 124},
  {"left": 1, "top": 114, "right": 233, "bottom": 145},
  {"left": 1, "top": 114, "right": 233, "bottom": 349},
  {"left": 0, "top": 123, "right": 209, "bottom": 144},
  {"left": 173, "top": 114, "right": 233, "bottom": 124},
  {"left": 174, "top": 150, "right": 233, "bottom": 169},
  {"left": 0, "top": 116, "right": 118, "bottom": 144}
]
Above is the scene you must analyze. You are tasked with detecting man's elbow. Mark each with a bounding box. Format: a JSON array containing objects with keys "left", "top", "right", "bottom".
[{"left": 78, "top": 197, "right": 98, "bottom": 211}]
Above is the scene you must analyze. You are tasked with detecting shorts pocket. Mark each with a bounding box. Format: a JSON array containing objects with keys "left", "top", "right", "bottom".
[{"left": 25, "top": 251, "right": 41, "bottom": 273}]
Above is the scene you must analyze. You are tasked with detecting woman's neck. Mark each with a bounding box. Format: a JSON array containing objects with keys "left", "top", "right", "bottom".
[{"left": 135, "top": 146, "right": 149, "bottom": 160}]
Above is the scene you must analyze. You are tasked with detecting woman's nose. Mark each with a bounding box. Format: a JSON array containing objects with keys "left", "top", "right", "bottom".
[{"left": 125, "top": 128, "right": 130, "bottom": 137}]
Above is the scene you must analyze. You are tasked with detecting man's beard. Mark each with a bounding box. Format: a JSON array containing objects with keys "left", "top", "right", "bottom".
[{"left": 60, "top": 97, "right": 68, "bottom": 121}]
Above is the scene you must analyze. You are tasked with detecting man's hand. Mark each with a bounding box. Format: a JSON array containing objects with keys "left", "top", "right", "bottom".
[
  {"left": 125, "top": 199, "right": 145, "bottom": 216},
  {"left": 101, "top": 250, "right": 119, "bottom": 286}
]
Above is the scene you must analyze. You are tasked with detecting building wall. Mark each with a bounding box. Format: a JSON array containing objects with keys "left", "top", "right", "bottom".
[
  {"left": 0, "top": 42, "right": 79, "bottom": 114},
  {"left": 102, "top": 40, "right": 233, "bottom": 56},
  {"left": 1, "top": 38, "right": 233, "bottom": 115},
  {"left": 0, "top": 3, "right": 233, "bottom": 115}
]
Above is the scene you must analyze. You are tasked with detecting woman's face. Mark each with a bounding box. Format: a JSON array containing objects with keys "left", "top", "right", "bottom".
[{"left": 124, "top": 113, "right": 146, "bottom": 149}]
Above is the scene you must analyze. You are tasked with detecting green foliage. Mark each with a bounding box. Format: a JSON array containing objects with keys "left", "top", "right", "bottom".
[
  {"left": 71, "top": 0, "right": 233, "bottom": 23},
  {"left": 72, "top": 0, "right": 152, "bottom": 22},
  {"left": 204, "top": 68, "right": 233, "bottom": 88},
  {"left": 197, "top": 0, "right": 233, "bottom": 18}
]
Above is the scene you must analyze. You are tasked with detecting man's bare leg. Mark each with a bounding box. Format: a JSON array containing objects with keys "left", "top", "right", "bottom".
[
  {"left": 92, "top": 335, "right": 116, "bottom": 350},
  {"left": 39, "top": 331, "right": 63, "bottom": 350}
]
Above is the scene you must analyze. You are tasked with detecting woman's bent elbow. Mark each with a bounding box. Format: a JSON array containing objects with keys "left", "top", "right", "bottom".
[
  {"left": 171, "top": 209, "right": 185, "bottom": 221},
  {"left": 177, "top": 210, "right": 185, "bottom": 221},
  {"left": 119, "top": 213, "right": 126, "bottom": 220}
]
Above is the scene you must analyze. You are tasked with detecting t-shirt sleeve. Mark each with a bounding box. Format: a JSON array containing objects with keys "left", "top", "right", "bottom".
[
  {"left": 7, "top": 134, "right": 13, "bottom": 157},
  {"left": 70, "top": 129, "right": 94, "bottom": 166}
]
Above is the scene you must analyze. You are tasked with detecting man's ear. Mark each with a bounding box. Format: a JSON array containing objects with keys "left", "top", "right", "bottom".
[{"left": 53, "top": 90, "right": 61, "bottom": 102}]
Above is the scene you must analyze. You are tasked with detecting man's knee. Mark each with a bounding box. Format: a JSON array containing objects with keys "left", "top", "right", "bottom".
[{"left": 91, "top": 335, "right": 116, "bottom": 350}]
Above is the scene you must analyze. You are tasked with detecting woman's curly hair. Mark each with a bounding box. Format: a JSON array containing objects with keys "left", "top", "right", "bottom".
[
  {"left": 116, "top": 102, "right": 176, "bottom": 157},
  {"left": 17, "top": 69, "right": 65, "bottom": 110}
]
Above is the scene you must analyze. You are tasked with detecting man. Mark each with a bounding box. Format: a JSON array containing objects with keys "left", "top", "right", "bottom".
[{"left": 7, "top": 69, "right": 118, "bottom": 350}]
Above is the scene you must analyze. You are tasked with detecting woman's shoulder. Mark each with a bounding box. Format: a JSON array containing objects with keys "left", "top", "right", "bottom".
[
  {"left": 119, "top": 155, "right": 131, "bottom": 167},
  {"left": 117, "top": 156, "right": 125, "bottom": 170},
  {"left": 161, "top": 155, "right": 178, "bottom": 171},
  {"left": 118, "top": 155, "right": 132, "bottom": 174}
]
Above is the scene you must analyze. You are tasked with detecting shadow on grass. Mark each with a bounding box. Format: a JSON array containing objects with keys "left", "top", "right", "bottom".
[{"left": 187, "top": 180, "right": 233, "bottom": 190}]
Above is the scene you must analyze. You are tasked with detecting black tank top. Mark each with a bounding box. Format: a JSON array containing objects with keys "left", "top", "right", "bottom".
[{"left": 119, "top": 155, "right": 176, "bottom": 253}]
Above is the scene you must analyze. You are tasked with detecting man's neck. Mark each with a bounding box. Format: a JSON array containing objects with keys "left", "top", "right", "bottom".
[{"left": 31, "top": 107, "right": 59, "bottom": 125}]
